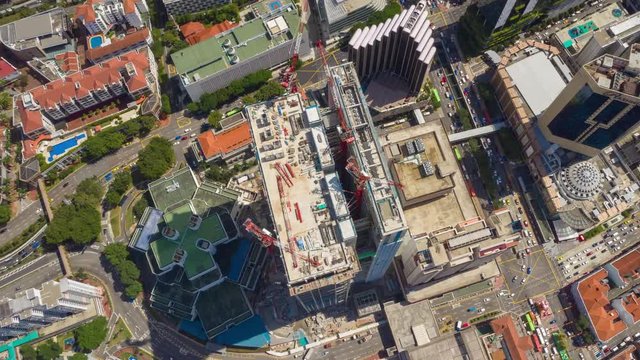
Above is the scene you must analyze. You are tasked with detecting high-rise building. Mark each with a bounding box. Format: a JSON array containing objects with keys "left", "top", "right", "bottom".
[
  {"left": 0, "top": 278, "right": 102, "bottom": 340},
  {"left": 75, "top": 0, "right": 148, "bottom": 35},
  {"left": 245, "top": 94, "right": 359, "bottom": 312},
  {"left": 327, "top": 63, "right": 409, "bottom": 282},
  {"left": 347, "top": 1, "right": 435, "bottom": 93},
  {"left": 315, "top": 0, "right": 387, "bottom": 39},
  {"left": 539, "top": 46, "right": 640, "bottom": 157}
]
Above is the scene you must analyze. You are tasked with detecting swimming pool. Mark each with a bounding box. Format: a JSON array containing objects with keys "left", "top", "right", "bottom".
[
  {"left": 89, "top": 35, "right": 103, "bottom": 49},
  {"left": 48, "top": 133, "right": 86, "bottom": 162}
]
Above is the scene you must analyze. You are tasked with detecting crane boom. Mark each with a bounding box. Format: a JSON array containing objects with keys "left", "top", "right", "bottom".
[{"left": 243, "top": 219, "right": 320, "bottom": 267}]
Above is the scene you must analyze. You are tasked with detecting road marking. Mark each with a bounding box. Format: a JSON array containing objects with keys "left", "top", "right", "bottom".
[{"left": 176, "top": 117, "right": 191, "bottom": 128}]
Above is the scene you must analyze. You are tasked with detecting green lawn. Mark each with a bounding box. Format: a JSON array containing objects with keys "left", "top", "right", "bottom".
[
  {"left": 110, "top": 207, "right": 122, "bottom": 238},
  {"left": 108, "top": 318, "right": 132, "bottom": 347}
]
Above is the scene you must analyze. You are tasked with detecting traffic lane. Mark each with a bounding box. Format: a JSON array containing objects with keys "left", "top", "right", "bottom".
[
  {"left": 321, "top": 332, "right": 385, "bottom": 360},
  {"left": 0, "top": 254, "right": 60, "bottom": 296},
  {"left": 498, "top": 247, "right": 560, "bottom": 303},
  {"left": 432, "top": 292, "right": 501, "bottom": 333}
]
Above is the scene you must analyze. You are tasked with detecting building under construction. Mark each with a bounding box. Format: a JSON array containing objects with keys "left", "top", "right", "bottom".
[
  {"left": 327, "top": 63, "right": 410, "bottom": 282},
  {"left": 245, "top": 93, "right": 359, "bottom": 313}
]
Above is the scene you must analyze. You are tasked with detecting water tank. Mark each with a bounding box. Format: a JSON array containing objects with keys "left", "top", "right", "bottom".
[
  {"left": 222, "top": 38, "right": 232, "bottom": 47},
  {"left": 226, "top": 47, "right": 236, "bottom": 56},
  {"left": 230, "top": 55, "right": 239, "bottom": 64}
]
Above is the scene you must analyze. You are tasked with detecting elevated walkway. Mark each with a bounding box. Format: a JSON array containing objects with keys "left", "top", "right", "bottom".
[{"left": 448, "top": 122, "right": 507, "bottom": 143}]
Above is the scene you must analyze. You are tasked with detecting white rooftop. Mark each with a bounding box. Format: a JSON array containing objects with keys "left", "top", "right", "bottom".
[{"left": 505, "top": 51, "right": 568, "bottom": 116}]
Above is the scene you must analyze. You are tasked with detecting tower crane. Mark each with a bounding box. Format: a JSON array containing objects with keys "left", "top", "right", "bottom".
[{"left": 243, "top": 219, "right": 321, "bottom": 267}]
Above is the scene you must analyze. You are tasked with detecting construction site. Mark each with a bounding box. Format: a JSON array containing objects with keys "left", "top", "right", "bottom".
[{"left": 245, "top": 93, "right": 360, "bottom": 313}]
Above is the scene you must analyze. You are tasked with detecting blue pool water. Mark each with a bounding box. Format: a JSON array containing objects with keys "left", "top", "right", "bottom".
[
  {"left": 89, "top": 36, "right": 103, "bottom": 49},
  {"left": 48, "top": 133, "right": 86, "bottom": 162}
]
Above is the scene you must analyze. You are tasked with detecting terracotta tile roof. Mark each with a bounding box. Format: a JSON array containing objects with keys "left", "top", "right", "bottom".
[
  {"left": 22, "top": 134, "right": 50, "bottom": 159},
  {"left": 490, "top": 315, "right": 533, "bottom": 360},
  {"left": 0, "top": 57, "right": 17, "bottom": 79},
  {"left": 75, "top": 3, "right": 96, "bottom": 22},
  {"left": 577, "top": 269, "right": 627, "bottom": 342},
  {"left": 621, "top": 292, "right": 640, "bottom": 324},
  {"left": 611, "top": 344, "right": 639, "bottom": 360},
  {"left": 55, "top": 52, "right": 80, "bottom": 74},
  {"left": 197, "top": 121, "right": 251, "bottom": 159},
  {"left": 180, "top": 22, "right": 205, "bottom": 39},
  {"left": 86, "top": 28, "right": 150, "bottom": 62},
  {"left": 17, "top": 99, "right": 44, "bottom": 134},
  {"left": 18, "top": 49, "right": 150, "bottom": 134},
  {"left": 123, "top": 0, "right": 136, "bottom": 14},
  {"left": 612, "top": 249, "right": 640, "bottom": 280},
  {"left": 181, "top": 20, "right": 237, "bottom": 45}
]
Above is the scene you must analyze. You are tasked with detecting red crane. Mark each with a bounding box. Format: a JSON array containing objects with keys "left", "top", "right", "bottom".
[
  {"left": 281, "top": 0, "right": 309, "bottom": 94},
  {"left": 243, "top": 219, "right": 321, "bottom": 267},
  {"left": 345, "top": 156, "right": 403, "bottom": 210}
]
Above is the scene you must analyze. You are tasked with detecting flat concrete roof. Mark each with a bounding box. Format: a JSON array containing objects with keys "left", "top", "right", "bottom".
[
  {"left": 554, "top": 2, "right": 626, "bottom": 50},
  {"left": 245, "top": 94, "right": 358, "bottom": 289},
  {"left": 381, "top": 122, "right": 477, "bottom": 238}
]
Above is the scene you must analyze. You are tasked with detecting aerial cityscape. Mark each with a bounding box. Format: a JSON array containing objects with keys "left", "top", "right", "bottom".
[{"left": 1, "top": 0, "right": 640, "bottom": 359}]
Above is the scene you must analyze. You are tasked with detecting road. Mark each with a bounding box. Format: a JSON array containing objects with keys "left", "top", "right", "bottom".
[
  {"left": 0, "top": 252, "right": 60, "bottom": 297},
  {"left": 308, "top": 325, "right": 393, "bottom": 360},
  {"left": 0, "top": 112, "right": 197, "bottom": 247}
]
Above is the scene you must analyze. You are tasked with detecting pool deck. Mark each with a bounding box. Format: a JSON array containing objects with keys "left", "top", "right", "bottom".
[{"left": 43, "top": 131, "right": 87, "bottom": 163}]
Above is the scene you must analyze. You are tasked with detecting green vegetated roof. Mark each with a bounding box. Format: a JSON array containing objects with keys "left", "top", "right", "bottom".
[
  {"left": 148, "top": 167, "right": 198, "bottom": 212},
  {"left": 171, "top": 7, "right": 300, "bottom": 82}
]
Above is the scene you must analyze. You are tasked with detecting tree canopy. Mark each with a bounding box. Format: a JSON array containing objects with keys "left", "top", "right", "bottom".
[
  {"left": 175, "top": 4, "right": 239, "bottom": 25},
  {"left": 35, "top": 340, "right": 61, "bottom": 360},
  {"left": 83, "top": 116, "right": 157, "bottom": 162},
  {"left": 104, "top": 170, "right": 132, "bottom": 209},
  {"left": 208, "top": 111, "right": 222, "bottom": 130},
  {"left": 103, "top": 243, "right": 143, "bottom": 299},
  {"left": 45, "top": 178, "right": 103, "bottom": 246},
  {"left": 0, "top": 92, "right": 11, "bottom": 110},
  {"left": 136, "top": 137, "right": 175, "bottom": 181},
  {"left": 75, "top": 316, "right": 108, "bottom": 351},
  {"left": 19, "top": 345, "right": 37, "bottom": 360},
  {"left": 0, "top": 204, "right": 10, "bottom": 226},
  {"left": 69, "top": 353, "right": 88, "bottom": 360},
  {"left": 188, "top": 69, "right": 271, "bottom": 114}
]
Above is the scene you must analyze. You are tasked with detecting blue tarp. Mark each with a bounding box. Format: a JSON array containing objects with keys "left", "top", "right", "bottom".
[{"left": 214, "top": 316, "right": 270, "bottom": 348}]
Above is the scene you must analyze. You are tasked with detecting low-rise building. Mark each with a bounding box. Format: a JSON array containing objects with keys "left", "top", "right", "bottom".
[
  {"left": 14, "top": 48, "right": 158, "bottom": 140},
  {"left": 180, "top": 20, "right": 237, "bottom": 46},
  {"left": 489, "top": 315, "right": 534, "bottom": 360},
  {"left": 190, "top": 115, "right": 253, "bottom": 164},
  {"left": 75, "top": 0, "right": 149, "bottom": 35},
  {"left": 0, "top": 57, "right": 20, "bottom": 83},
  {"left": 0, "top": 278, "right": 102, "bottom": 341},
  {"left": 572, "top": 246, "right": 640, "bottom": 343},
  {"left": 0, "top": 8, "right": 73, "bottom": 62},
  {"left": 85, "top": 28, "right": 152, "bottom": 64}
]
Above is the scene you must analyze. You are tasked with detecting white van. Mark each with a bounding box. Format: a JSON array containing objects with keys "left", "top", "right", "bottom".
[{"left": 455, "top": 321, "right": 462, "bottom": 331}]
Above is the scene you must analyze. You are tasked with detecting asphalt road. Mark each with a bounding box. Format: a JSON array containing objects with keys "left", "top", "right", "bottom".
[
  {"left": 0, "top": 113, "right": 194, "bottom": 247},
  {"left": 0, "top": 252, "right": 59, "bottom": 297},
  {"left": 308, "top": 324, "right": 393, "bottom": 360},
  {"left": 497, "top": 246, "right": 561, "bottom": 304}
]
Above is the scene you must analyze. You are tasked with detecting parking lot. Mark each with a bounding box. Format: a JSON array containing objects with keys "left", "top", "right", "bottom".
[{"left": 498, "top": 246, "right": 561, "bottom": 304}]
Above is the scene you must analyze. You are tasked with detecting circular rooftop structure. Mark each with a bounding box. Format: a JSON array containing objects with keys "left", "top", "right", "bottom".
[{"left": 558, "top": 161, "right": 603, "bottom": 200}]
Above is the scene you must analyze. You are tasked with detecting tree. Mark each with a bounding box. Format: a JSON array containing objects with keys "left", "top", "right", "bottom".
[
  {"left": 103, "top": 243, "right": 129, "bottom": 268},
  {"left": 69, "top": 354, "right": 88, "bottom": 360},
  {"left": 45, "top": 203, "right": 101, "bottom": 245},
  {"left": 19, "top": 345, "right": 37, "bottom": 360},
  {"left": 208, "top": 110, "right": 222, "bottom": 129},
  {"left": 133, "top": 196, "right": 148, "bottom": 219},
  {"left": 136, "top": 137, "right": 175, "bottom": 181},
  {"left": 36, "top": 339, "right": 62, "bottom": 360},
  {"left": 161, "top": 94, "right": 172, "bottom": 115},
  {"left": 18, "top": 74, "right": 28, "bottom": 90},
  {"left": 75, "top": 316, "right": 108, "bottom": 351},
  {"left": 0, "top": 204, "right": 10, "bottom": 226},
  {"left": 74, "top": 178, "right": 104, "bottom": 207},
  {"left": 555, "top": 332, "right": 569, "bottom": 351},
  {"left": 124, "top": 281, "right": 143, "bottom": 299},
  {"left": 104, "top": 171, "right": 132, "bottom": 208},
  {"left": 0, "top": 92, "right": 11, "bottom": 110}
]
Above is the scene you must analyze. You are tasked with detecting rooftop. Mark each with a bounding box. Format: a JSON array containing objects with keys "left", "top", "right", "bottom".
[
  {"left": 0, "top": 57, "right": 18, "bottom": 79},
  {"left": 505, "top": 50, "right": 568, "bottom": 116},
  {"left": 490, "top": 315, "right": 533, "bottom": 360},
  {"left": 171, "top": 0, "right": 299, "bottom": 84},
  {"left": 0, "top": 8, "right": 69, "bottom": 51},
  {"left": 320, "top": 0, "right": 386, "bottom": 25},
  {"left": 554, "top": 2, "right": 626, "bottom": 51},
  {"left": 85, "top": 28, "right": 150, "bottom": 62},
  {"left": 381, "top": 121, "right": 476, "bottom": 237},
  {"left": 329, "top": 63, "right": 407, "bottom": 236},
  {"left": 180, "top": 20, "right": 238, "bottom": 45},
  {"left": 584, "top": 51, "right": 640, "bottom": 98},
  {"left": 575, "top": 269, "right": 627, "bottom": 342},
  {"left": 246, "top": 93, "right": 359, "bottom": 289},
  {"left": 197, "top": 120, "right": 252, "bottom": 160}
]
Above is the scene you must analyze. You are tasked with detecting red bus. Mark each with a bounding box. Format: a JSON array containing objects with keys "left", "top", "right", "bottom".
[{"left": 532, "top": 333, "right": 542, "bottom": 352}]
